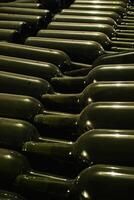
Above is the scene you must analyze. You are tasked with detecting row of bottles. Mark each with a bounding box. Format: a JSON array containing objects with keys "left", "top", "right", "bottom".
[{"left": 1, "top": 0, "right": 134, "bottom": 199}]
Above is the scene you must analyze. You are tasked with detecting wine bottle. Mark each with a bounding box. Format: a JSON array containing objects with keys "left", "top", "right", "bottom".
[
  {"left": 0, "top": 190, "right": 26, "bottom": 200},
  {"left": 25, "top": 36, "right": 134, "bottom": 65},
  {"left": 0, "top": 55, "right": 62, "bottom": 81},
  {"left": 25, "top": 37, "right": 105, "bottom": 64},
  {"left": 51, "top": 64, "right": 134, "bottom": 93},
  {"left": 0, "top": 117, "right": 50, "bottom": 149},
  {"left": 0, "top": 7, "right": 51, "bottom": 19},
  {"left": 47, "top": 22, "right": 134, "bottom": 40},
  {"left": 0, "top": 148, "right": 73, "bottom": 200},
  {"left": 112, "top": 33, "right": 134, "bottom": 42},
  {"left": 0, "top": 13, "right": 48, "bottom": 30},
  {"left": 0, "top": 42, "right": 71, "bottom": 72},
  {"left": 0, "top": 1, "right": 62, "bottom": 11},
  {"left": 0, "top": 71, "right": 55, "bottom": 100},
  {"left": 24, "top": 129, "right": 134, "bottom": 177},
  {"left": 73, "top": 0, "right": 126, "bottom": 7},
  {"left": 0, "top": 3, "right": 44, "bottom": 9},
  {"left": 42, "top": 81, "right": 134, "bottom": 113},
  {"left": 93, "top": 51, "right": 134, "bottom": 66},
  {"left": 53, "top": 14, "right": 134, "bottom": 34},
  {"left": 34, "top": 102, "right": 134, "bottom": 140},
  {"left": 0, "top": 29, "right": 21, "bottom": 43},
  {"left": 111, "top": 46, "right": 134, "bottom": 51},
  {"left": 0, "top": 93, "right": 44, "bottom": 122},
  {"left": 69, "top": 5, "right": 126, "bottom": 16},
  {"left": 62, "top": 8, "right": 134, "bottom": 22},
  {"left": 0, "top": 93, "right": 69, "bottom": 123},
  {"left": 37, "top": 30, "right": 134, "bottom": 51},
  {"left": 0, "top": 0, "right": 14, "bottom": 2},
  {"left": 2, "top": 117, "right": 134, "bottom": 177},
  {"left": 0, "top": 21, "right": 31, "bottom": 38},
  {"left": 15, "top": 0, "right": 38, "bottom": 2},
  {"left": 1, "top": 148, "right": 134, "bottom": 200},
  {"left": 0, "top": 117, "right": 77, "bottom": 176},
  {"left": 60, "top": 9, "right": 122, "bottom": 23}
]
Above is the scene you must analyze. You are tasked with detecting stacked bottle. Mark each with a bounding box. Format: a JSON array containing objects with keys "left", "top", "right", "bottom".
[{"left": 1, "top": 0, "right": 134, "bottom": 200}]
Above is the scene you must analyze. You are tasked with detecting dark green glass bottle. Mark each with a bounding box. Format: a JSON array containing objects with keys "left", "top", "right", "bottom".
[
  {"left": 0, "top": 13, "right": 47, "bottom": 30},
  {"left": 53, "top": 14, "right": 134, "bottom": 30},
  {"left": 0, "top": 21, "right": 31, "bottom": 38},
  {"left": 0, "top": 55, "right": 62, "bottom": 81},
  {"left": 73, "top": 0, "right": 126, "bottom": 7},
  {"left": 1, "top": 149, "right": 134, "bottom": 200},
  {"left": 34, "top": 102, "right": 134, "bottom": 140},
  {"left": 0, "top": 29, "right": 21, "bottom": 43},
  {"left": 0, "top": 93, "right": 68, "bottom": 123},
  {"left": 60, "top": 9, "right": 122, "bottom": 23},
  {"left": 37, "top": 29, "right": 134, "bottom": 51},
  {"left": 42, "top": 81, "right": 134, "bottom": 113},
  {"left": 0, "top": 190, "right": 26, "bottom": 200},
  {"left": 47, "top": 22, "right": 134, "bottom": 40},
  {"left": 51, "top": 64, "right": 134, "bottom": 93},
  {"left": 25, "top": 37, "right": 105, "bottom": 64},
  {"left": 0, "top": 117, "right": 49, "bottom": 149},
  {"left": 69, "top": 4, "right": 126, "bottom": 16},
  {"left": 0, "top": 42, "right": 71, "bottom": 72},
  {"left": 0, "top": 93, "right": 43, "bottom": 122},
  {"left": 0, "top": 3, "right": 44, "bottom": 9},
  {"left": 0, "top": 71, "right": 54, "bottom": 100},
  {"left": 24, "top": 129, "right": 134, "bottom": 176},
  {"left": 93, "top": 51, "right": 134, "bottom": 66},
  {"left": 0, "top": 7, "right": 50, "bottom": 18}
]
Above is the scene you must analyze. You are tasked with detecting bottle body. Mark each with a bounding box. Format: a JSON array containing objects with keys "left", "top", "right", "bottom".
[
  {"left": 25, "top": 37, "right": 104, "bottom": 64},
  {"left": 0, "top": 42, "right": 71, "bottom": 70}
]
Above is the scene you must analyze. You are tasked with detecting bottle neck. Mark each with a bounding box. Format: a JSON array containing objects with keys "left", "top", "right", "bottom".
[
  {"left": 111, "top": 40, "right": 134, "bottom": 49},
  {"left": 22, "top": 140, "right": 74, "bottom": 162},
  {"left": 41, "top": 93, "right": 82, "bottom": 113},
  {"left": 15, "top": 171, "right": 74, "bottom": 199},
  {"left": 34, "top": 113, "right": 79, "bottom": 140},
  {"left": 116, "top": 32, "right": 134, "bottom": 39},
  {"left": 51, "top": 76, "right": 87, "bottom": 93},
  {"left": 117, "top": 24, "right": 134, "bottom": 31}
]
